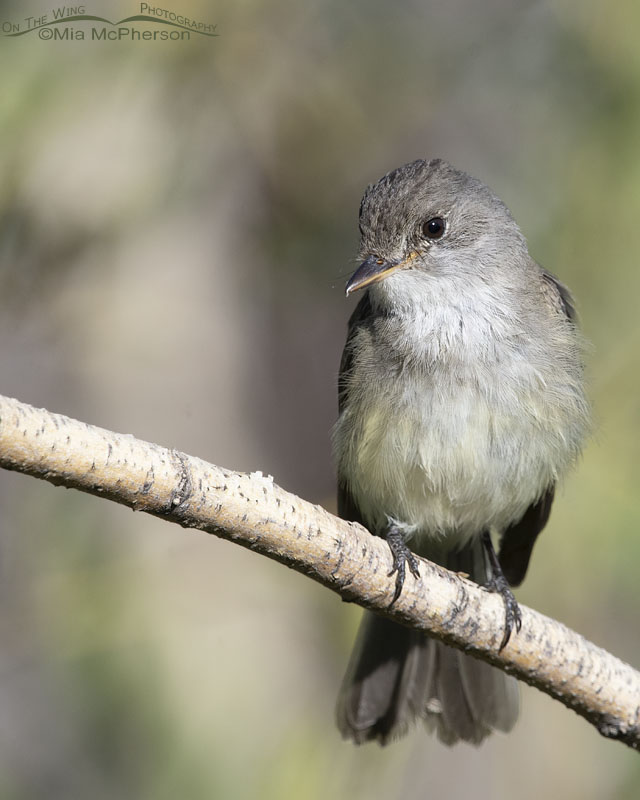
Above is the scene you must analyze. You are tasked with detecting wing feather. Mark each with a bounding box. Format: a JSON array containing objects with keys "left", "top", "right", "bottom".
[{"left": 498, "top": 268, "right": 576, "bottom": 584}]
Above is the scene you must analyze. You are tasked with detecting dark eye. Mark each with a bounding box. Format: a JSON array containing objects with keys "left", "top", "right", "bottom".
[{"left": 422, "top": 217, "right": 446, "bottom": 240}]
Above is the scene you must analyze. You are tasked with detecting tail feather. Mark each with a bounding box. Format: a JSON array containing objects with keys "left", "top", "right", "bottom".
[
  {"left": 336, "top": 535, "right": 519, "bottom": 746},
  {"left": 336, "top": 614, "right": 434, "bottom": 744}
]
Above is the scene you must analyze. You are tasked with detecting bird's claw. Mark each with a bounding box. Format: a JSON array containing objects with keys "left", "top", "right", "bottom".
[
  {"left": 481, "top": 530, "right": 522, "bottom": 651},
  {"left": 485, "top": 574, "right": 522, "bottom": 651},
  {"left": 385, "top": 528, "right": 420, "bottom": 606}
]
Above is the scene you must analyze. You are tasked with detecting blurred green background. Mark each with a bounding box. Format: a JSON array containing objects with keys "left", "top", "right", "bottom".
[{"left": 1, "top": 0, "right": 639, "bottom": 797}]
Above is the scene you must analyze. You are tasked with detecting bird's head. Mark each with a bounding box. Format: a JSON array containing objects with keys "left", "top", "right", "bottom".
[{"left": 346, "top": 159, "right": 527, "bottom": 297}]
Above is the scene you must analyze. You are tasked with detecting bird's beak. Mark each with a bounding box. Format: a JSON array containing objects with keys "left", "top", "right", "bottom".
[{"left": 345, "top": 252, "right": 419, "bottom": 296}]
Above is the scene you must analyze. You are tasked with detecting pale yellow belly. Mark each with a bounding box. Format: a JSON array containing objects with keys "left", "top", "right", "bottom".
[{"left": 336, "top": 388, "right": 556, "bottom": 543}]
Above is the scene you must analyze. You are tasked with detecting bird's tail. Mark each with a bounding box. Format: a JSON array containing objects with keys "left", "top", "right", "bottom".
[{"left": 336, "top": 535, "right": 519, "bottom": 745}]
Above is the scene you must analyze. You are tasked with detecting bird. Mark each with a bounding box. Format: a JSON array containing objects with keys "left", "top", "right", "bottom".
[{"left": 332, "top": 158, "right": 589, "bottom": 745}]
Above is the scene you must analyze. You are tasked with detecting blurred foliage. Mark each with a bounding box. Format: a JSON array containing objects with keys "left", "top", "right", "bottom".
[{"left": 1, "top": 0, "right": 640, "bottom": 798}]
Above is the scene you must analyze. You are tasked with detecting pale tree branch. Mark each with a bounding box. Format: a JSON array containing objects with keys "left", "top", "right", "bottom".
[{"left": 0, "top": 393, "right": 638, "bottom": 750}]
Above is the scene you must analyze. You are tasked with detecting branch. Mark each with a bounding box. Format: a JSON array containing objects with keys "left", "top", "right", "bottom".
[{"left": 0, "top": 393, "right": 638, "bottom": 750}]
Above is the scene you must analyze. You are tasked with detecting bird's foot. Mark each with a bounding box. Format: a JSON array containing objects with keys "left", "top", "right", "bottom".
[
  {"left": 481, "top": 531, "right": 522, "bottom": 651},
  {"left": 484, "top": 572, "right": 522, "bottom": 651},
  {"left": 385, "top": 527, "right": 420, "bottom": 606}
]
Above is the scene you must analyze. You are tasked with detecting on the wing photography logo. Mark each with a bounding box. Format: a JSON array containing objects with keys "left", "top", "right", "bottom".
[{"left": 1, "top": 4, "right": 218, "bottom": 41}]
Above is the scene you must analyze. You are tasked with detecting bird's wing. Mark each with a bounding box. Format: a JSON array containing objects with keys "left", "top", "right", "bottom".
[
  {"left": 338, "top": 292, "right": 372, "bottom": 413},
  {"left": 337, "top": 292, "right": 372, "bottom": 526},
  {"left": 540, "top": 268, "right": 577, "bottom": 321},
  {"left": 498, "top": 268, "right": 578, "bottom": 586}
]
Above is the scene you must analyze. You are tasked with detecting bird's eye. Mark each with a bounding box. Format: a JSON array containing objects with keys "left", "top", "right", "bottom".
[{"left": 421, "top": 217, "right": 446, "bottom": 240}]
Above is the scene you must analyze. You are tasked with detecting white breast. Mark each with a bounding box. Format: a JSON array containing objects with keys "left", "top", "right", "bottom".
[{"left": 333, "top": 275, "right": 587, "bottom": 545}]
